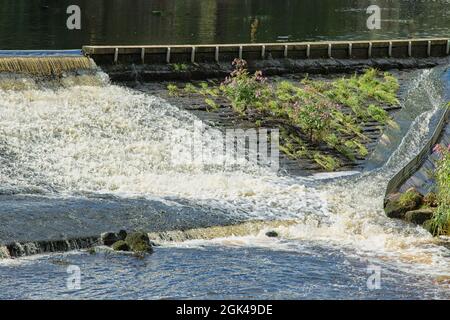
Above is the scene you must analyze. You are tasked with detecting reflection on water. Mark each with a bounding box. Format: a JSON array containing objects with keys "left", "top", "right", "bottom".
[{"left": 0, "top": 0, "right": 450, "bottom": 49}]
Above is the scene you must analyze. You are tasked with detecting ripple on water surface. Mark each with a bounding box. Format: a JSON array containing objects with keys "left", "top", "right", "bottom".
[{"left": 0, "top": 244, "right": 448, "bottom": 300}]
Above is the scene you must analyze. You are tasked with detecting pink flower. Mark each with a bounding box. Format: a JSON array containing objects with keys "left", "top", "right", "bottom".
[{"left": 433, "top": 144, "right": 443, "bottom": 154}]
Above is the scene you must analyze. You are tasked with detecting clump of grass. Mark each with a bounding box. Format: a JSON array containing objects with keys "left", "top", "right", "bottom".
[
  {"left": 169, "top": 60, "right": 399, "bottom": 171},
  {"left": 171, "top": 63, "right": 188, "bottom": 72},
  {"left": 398, "top": 189, "right": 422, "bottom": 207},
  {"left": 428, "top": 139, "right": 450, "bottom": 235}
]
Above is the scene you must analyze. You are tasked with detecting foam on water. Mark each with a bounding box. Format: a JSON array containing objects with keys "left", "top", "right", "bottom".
[{"left": 0, "top": 68, "right": 449, "bottom": 279}]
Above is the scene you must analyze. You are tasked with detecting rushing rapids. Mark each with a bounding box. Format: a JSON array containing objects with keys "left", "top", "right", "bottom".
[{"left": 0, "top": 61, "right": 449, "bottom": 297}]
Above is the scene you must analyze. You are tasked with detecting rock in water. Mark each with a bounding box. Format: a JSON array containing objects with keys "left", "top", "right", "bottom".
[
  {"left": 7, "top": 242, "right": 25, "bottom": 257},
  {"left": 117, "top": 230, "right": 128, "bottom": 241},
  {"left": 100, "top": 232, "right": 120, "bottom": 246},
  {"left": 265, "top": 231, "right": 279, "bottom": 238},
  {"left": 112, "top": 240, "right": 130, "bottom": 252},
  {"left": 125, "top": 232, "right": 153, "bottom": 253},
  {"left": 385, "top": 188, "right": 423, "bottom": 219},
  {"left": 405, "top": 209, "right": 435, "bottom": 225}
]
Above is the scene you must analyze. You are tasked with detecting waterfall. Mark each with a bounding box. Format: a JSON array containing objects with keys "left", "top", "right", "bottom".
[{"left": 0, "top": 56, "right": 94, "bottom": 76}]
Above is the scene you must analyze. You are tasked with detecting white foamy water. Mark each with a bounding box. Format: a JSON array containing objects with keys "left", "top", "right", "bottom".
[
  {"left": 0, "top": 69, "right": 449, "bottom": 279},
  {"left": 0, "top": 73, "right": 328, "bottom": 221}
]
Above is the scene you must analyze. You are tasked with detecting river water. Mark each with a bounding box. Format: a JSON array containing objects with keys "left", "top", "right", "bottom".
[
  {"left": 0, "top": 0, "right": 450, "bottom": 300},
  {"left": 0, "top": 64, "right": 449, "bottom": 299},
  {"left": 1, "top": 0, "right": 450, "bottom": 49}
]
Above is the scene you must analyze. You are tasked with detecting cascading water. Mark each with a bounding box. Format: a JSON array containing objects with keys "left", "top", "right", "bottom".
[{"left": 0, "top": 64, "right": 449, "bottom": 299}]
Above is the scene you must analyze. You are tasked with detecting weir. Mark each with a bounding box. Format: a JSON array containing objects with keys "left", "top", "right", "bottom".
[
  {"left": 0, "top": 220, "right": 297, "bottom": 259},
  {"left": 83, "top": 38, "right": 450, "bottom": 65},
  {"left": 0, "top": 40, "right": 449, "bottom": 263},
  {"left": 385, "top": 106, "right": 450, "bottom": 197},
  {"left": 384, "top": 68, "right": 450, "bottom": 198},
  {"left": 0, "top": 56, "right": 94, "bottom": 76}
]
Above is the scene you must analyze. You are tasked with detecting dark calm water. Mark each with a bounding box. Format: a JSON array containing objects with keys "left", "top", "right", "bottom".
[{"left": 1, "top": 0, "right": 450, "bottom": 50}]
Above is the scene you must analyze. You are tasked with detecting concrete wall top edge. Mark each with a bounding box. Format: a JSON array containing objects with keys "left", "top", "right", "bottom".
[{"left": 82, "top": 38, "right": 450, "bottom": 55}]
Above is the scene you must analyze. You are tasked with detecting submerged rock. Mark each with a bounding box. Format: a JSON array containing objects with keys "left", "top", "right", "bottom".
[
  {"left": 101, "top": 232, "right": 119, "bottom": 246},
  {"left": 125, "top": 232, "right": 153, "bottom": 253},
  {"left": 117, "top": 230, "right": 127, "bottom": 241},
  {"left": 112, "top": 240, "right": 130, "bottom": 252},
  {"left": 101, "top": 230, "right": 128, "bottom": 246},
  {"left": 7, "top": 242, "right": 25, "bottom": 257},
  {"left": 265, "top": 231, "right": 279, "bottom": 238},
  {"left": 385, "top": 188, "right": 423, "bottom": 219},
  {"left": 404, "top": 209, "right": 435, "bottom": 225}
]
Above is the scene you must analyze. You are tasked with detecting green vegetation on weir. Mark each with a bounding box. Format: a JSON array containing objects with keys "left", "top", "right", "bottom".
[{"left": 168, "top": 59, "right": 400, "bottom": 171}]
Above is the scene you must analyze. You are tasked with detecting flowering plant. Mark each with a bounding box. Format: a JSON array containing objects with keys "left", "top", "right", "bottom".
[{"left": 430, "top": 142, "right": 450, "bottom": 235}]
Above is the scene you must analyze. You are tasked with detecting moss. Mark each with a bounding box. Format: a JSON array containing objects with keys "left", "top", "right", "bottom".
[
  {"left": 404, "top": 209, "right": 434, "bottom": 225},
  {"left": 385, "top": 189, "right": 423, "bottom": 219},
  {"left": 125, "top": 232, "right": 153, "bottom": 253},
  {"left": 112, "top": 240, "right": 130, "bottom": 252}
]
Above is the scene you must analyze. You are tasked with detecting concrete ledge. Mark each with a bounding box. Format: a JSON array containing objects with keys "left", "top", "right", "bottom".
[
  {"left": 83, "top": 38, "right": 450, "bottom": 66},
  {"left": 385, "top": 105, "right": 450, "bottom": 200}
]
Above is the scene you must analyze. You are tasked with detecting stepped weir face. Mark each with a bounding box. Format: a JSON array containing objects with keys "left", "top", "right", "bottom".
[
  {"left": 0, "top": 54, "right": 449, "bottom": 298},
  {"left": 0, "top": 56, "right": 94, "bottom": 76}
]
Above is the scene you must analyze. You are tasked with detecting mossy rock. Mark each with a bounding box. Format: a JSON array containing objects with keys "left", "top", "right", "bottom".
[
  {"left": 385, "top": 188, "right": 423, "bottom": 219},
  {"left": 112, "top": 240, "right": 130, "bottom": 252},
  {"left": 404, "top": 209, "right": 434, "bottom": 225},
  {"left": 125, "top": 232, "right": 153, "bottom": 253},
  {"left": 100, "top": 232, "right": 119, "bottom": 246},
  {"left": 399, "top": 188, "right": 423, "bottom": 207},
  {"left": 101, "top": 230, "right": 128, "bottom": 246},
  {"left": 117, "top": 230, "right": 128, "bottom": 241}
]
